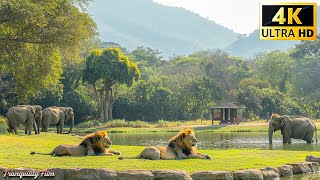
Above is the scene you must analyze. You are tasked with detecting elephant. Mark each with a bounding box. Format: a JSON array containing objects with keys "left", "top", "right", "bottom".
[
  {"left": 6, "top": 106, "right": 40, "bottom": 135},
  {"left": 16, "top": 105, "right": 42, "bottom": 134},
  {"left": 42, "top": 106, "right": 74, "bottom": 134},
  {"left": 268, "top": 114, "right": 317, "bottom": 144}
]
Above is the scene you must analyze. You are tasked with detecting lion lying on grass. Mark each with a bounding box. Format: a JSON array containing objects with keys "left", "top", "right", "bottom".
[
  {"left": 120, "top": 128, "right": 211, "bottom": 160},
  {"left": 30, "top": 131, "right": 121, "bottom": 156}
]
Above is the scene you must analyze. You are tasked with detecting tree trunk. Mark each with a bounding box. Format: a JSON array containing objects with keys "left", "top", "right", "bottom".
[
  {"left": 108, "top": 105, "right": 113, "bottom": 120},
  {"left": 103, "top": 88, "right": 110, "bottom": 122},
  {"left": 93, "top": 84, "right": 105, "bottom": 121},
  {"left": 102, "top": 80, "right": 114, "bottom": 122}
]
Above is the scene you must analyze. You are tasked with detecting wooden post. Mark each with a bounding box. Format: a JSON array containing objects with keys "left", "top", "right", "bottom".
[
  {"left": 224, "top": 108, "right": 229, "bottom": 123},
  {"left": 230, "top": 109, "right": 234, "bottom": 123},
  {"left": 220, "top": 108, "right": 224, "bottom": 124},
  {"left": 235, "top": 109, "right": 238, "bottom": 124},
  {"left": 211, "top": 108, "right": 214, "bottom": 125}
]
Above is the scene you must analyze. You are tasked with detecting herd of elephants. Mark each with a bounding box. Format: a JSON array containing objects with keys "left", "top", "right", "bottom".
[
  {"left": 3, "top": 104, "right": 319, "bottom": 146},
  {"left": 5, "top": 105, "right": 74, "bottom": 135}
]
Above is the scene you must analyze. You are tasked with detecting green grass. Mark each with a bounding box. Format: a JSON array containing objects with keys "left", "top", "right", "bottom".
[{"left": 0, "top": 133, "right": 319, "bottom": 173}]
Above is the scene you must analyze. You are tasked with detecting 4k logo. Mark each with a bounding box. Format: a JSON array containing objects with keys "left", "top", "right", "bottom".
[{"left": 260, "top": 3, "right": 316, "bottom": 40}]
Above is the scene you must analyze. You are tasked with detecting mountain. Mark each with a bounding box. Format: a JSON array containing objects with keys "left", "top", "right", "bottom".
[
  {"left": 87, "top": 0, "right": 239, "bottom": 57},
  {"left": 224, "top": 30, "right": 298, "bottom": 58}
]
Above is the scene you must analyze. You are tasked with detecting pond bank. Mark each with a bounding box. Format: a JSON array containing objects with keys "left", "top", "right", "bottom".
[
  {"left": 1, "top": 161, "right": 319, "bottom": 179},
  {"left": 70, "top": 120, "right": 320, "bottom": 134}
]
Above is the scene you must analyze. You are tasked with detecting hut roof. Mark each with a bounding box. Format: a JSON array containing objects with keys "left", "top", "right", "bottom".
[{"left": 209, "top": 102, "right": 243, "bottom": 109}]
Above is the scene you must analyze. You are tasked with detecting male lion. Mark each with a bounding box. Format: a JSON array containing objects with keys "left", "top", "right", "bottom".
[
  {"left": 30, "top": 131, "right": 121, "bottom": 156},
  {"left": 122, "top": 128, "right": 211, "bottom": 160}
]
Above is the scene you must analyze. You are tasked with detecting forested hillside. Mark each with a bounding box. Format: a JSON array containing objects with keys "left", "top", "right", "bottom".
[
  {"left": 224, "top": 30, "right": 298, "bottom": 57},
  {"left": 87, "top": 0, "right": 238, "bottom": 57}
]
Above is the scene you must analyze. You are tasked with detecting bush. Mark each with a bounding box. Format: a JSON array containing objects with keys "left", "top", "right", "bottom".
[
  {"left": 155, "top": 120, "right": 169, "bottom": 127},
  {"left": 0, "top": 116, "right": 7, "bottom": 133},
  {"left": 76, "top": 120, "right": 102, "bottom": 128},
  {"left": 128, "top": 120, "right": 150, "bottom": 128},
  {"left": 105, "top": 119, "right": 129, "bottom": 127}
]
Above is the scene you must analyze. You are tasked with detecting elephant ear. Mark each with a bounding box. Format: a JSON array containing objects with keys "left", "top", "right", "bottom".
[{"left": 280, "top": 117, "right": 286, "bottom": 128}]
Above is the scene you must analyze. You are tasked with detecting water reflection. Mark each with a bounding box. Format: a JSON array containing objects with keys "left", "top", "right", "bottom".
[
  {"left": 282, "top": 172, "right": 320, "bottom": 180},
  {"left": 108, "top": 132, "right": 320, "bottom": 151}
]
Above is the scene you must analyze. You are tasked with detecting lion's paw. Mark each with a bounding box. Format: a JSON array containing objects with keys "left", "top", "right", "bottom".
[
  {"left": 114, "top": 151, "right": 121, "bottom": 155},
  {"left": 205, "top": 155, "right": 212, "bottom": 159}
]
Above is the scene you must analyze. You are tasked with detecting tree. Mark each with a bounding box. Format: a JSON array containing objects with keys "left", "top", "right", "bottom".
[
  {"left": 290, "top": 38, "right": 320, "bottom": 102},
  {"left": 83, "top": 48, "right": 140, "bottom": 121},
  {"left": 130, "top": 46, "right": 166, "bottom": 68},
  {"left": 0, "top": 0, "right": 97, "bottom": 102},
  {"left": 200, "top": 49, "right": 250, "bottom": 98},
  {"left": 255, "top": 50, "right": 293, "bottom": 93}
]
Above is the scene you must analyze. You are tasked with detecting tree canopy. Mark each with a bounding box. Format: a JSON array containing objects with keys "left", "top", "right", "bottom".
[
  {"left": 0, "top": 0, "right": 96, "bottom": 102},
  {"left": 83, "top": 48, "right": 140, "bottom": 121}
]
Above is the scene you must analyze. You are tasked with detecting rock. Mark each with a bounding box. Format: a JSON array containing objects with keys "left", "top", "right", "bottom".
[
  {"left": 305, "top": 162, "right": 320, "bottom": 172},
  {"left": 306, "top": 156, "right": 320, "bottom": 163},
  {"left": 288, "top": 162, "right": 320, "bottom": 174},
  {"left": 45, "top": 168, "right": 66, "bottom": 180},
  {"left": 153, "top": 170, "right": 192, "bottom": 180},
  {"left": 65, "top": 168, "right": 117, "bottom": 180},
  {"left": 289, "top": 163, "right": 313, "bottom": 174},
  {"left": 260, "top": 167, "right": 279, "bottom": 180},
  {"left": 190, "top": 170, "right": 233, "bottom": 180},
  {"left": 233, "top": 169, "right": 263, "bottom": 180},
  {"left": 118, "top": 170, "right": 154, "bottom": 180},
  {"left": 100, "top": 169, "right": 118, "bottom": 179},
  {"left": 278, "top": 165, "right": 293, "bottom": 177}
]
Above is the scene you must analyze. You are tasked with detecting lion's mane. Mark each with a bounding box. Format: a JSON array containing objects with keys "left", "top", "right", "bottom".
[
  {"left": 168, "top": 128, "right": 195, "bottom": 156},
  {"left": 80, "top": 131, "right": 108, "bottom": 154}
]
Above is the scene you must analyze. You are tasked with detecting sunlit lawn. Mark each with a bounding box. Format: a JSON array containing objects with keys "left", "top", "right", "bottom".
[{"left": 0, "top": 133, "right": 319, "bottom": 173}]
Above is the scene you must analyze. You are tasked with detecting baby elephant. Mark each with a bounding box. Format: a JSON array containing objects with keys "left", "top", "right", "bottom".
[{"left": 268, "top": 114, "right": 317, "bottom": 144}]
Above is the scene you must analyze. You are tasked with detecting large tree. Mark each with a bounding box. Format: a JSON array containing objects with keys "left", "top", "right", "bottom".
[
  {"left": 0, "top": 0, "right": 96, "bottom": 102},
  {"left": 83, "top": 48, "right": 140, "bottom": 121},
  {"left": 255, "top": 50, "right": 294, "bottom": 93}
]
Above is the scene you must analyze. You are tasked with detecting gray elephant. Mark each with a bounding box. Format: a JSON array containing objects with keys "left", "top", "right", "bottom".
[
  {"left": 268, "top": 114, "right": 317, "bottom": 144},
  {"left": 6, "top": 106, "right": 40, "bottom": 135},
  {"left": 16, "top": 105, "right": 42, "bottom": 134},
  {"left": 42, "top": 106, "right": 74, "bottom": 134}
]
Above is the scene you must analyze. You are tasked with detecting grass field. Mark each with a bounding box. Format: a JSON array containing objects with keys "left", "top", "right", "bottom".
[{"left": 0, "top": 133, "right": 319, "bottom": 173}]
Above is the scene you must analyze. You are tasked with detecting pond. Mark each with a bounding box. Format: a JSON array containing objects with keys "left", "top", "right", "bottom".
[{"left": 109, "top": 131, "right": 320, "bottom": 151}]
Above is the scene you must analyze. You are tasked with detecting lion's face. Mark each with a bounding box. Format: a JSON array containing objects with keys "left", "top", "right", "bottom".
[
  {"left": 183, "top": 133, "right": 198, "bottom": 147},
  {"left": 102, "top": 136, "right": 112, "bottom": 149}
]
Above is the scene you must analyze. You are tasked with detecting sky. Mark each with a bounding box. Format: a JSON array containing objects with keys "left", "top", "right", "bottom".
[{"left": 153, "top": 0, "right": 319, "bottom": 34}]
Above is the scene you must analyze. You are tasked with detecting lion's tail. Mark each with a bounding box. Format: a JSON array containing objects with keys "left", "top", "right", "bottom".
[{"left": 30, "top": 150, "right": 55, "bottom": 155}]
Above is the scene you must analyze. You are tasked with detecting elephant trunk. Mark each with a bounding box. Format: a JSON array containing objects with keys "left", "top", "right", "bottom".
[
  {"left": 269, "top": 128, "right": 273, "bottom": 144},
  {"left": 67, "top": 114, "right": 74, "bottom": 134}
]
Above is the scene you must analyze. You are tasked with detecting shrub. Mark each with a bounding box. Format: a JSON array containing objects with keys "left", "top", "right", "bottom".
[
  {"left": 75, "top": 120, "right": 102, "bottom": 128},
  {"left": 105, "top": 119, "right": 129, "bottom": 127},
  {"left": 0, "top": 116, "right": 7, "bottom": 133},
  {"left": 128, "top": 120, "right": 150, "bottom": 128},
  {"left": 155, "top": 120, "right": 169, "bottom": 127}
]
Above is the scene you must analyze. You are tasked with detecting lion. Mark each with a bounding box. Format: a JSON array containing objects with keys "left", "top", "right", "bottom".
[
  {"left": 30, "top": 131, "right": 121, "bottom": 156},
  {"left": 119, "top": 128, "right": 211, "bottom": 160}
]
